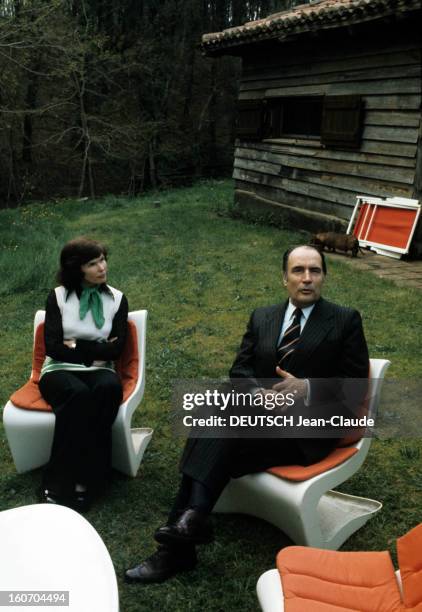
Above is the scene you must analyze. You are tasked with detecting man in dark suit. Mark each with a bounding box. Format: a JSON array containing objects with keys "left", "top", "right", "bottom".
[{"left": 125, "top": 245, "right": 369, "bottom": 584}]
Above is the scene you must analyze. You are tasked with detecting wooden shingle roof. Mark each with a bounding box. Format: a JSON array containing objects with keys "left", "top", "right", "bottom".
[{"left": 201, "top": 0, "right": 421, "bottom": 54}]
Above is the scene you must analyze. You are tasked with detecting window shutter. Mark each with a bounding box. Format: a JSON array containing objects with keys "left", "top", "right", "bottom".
[
  {"left": 235, "top": 100, "right": 263, "bottom": 141},
  {"left": 321, "top": 95, "right": 364, "bottom": 149},
  {"left": 262, "top": 98, "right": 282, "bottom": 139}
]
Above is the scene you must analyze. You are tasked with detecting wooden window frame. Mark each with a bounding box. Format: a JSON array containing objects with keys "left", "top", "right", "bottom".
[
  {"left": 263, "top": 96, "right": 323, "bottom": 140},
  {"left": 235, "top": 94, "right": 365, "bottom": 150}
]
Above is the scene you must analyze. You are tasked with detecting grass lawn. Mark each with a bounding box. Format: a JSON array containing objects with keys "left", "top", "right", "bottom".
[{"left": 0, "top": 179, "right": 421, "bottom": 611}]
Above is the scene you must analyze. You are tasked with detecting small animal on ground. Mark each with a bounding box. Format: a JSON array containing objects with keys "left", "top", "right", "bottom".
[{"left": 311, "top": 232, "right": 360, "bottom": 257}]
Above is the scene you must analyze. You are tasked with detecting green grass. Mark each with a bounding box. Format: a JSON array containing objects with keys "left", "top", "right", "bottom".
[{"left": 0, "top": 179, "right": 421, "bottom": 611}]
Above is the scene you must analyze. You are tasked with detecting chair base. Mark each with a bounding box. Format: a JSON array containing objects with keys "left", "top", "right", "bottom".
[
  {"left": 111, "top": 426, "right": 153, "bottom": 477},
  {"left": 132, "top": 427, "right": 153, "bottom": 455},
  {"left": 214, "top": 473, "right": 381, "bottom": 549},
  {"left": 3, "top": 400, "right": 55, "bottom": 473},
  {"left": 317, "top": 490, "right": 382, "bottom": 549},
  {"left": 4, "top": 399, "right": 154, "bottom": 478}
]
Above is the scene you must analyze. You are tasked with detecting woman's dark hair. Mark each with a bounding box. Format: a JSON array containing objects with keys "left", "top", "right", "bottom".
[
  {"left": 282, "top": 245, "right": 327, "bottom": 275},
  {"left": 57, "top": 237, "right": 108, "bottom": 290}
]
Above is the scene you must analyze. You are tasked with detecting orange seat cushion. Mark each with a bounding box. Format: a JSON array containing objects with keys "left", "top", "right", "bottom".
[
  {"left": 10, "top": 323, "right": 51, "bottom": 411},
  {"left": 276, "top": 523, "right": 422, "bottom": 611},
  {"left": 11, "top": 380, "right": 51, "bottom": 411},
  {"left": 266, "top": 368, "right": 370, "bottom": 481},
  {"left": 10, "top": 320, "right": 139, "bottom": 412},
  {"left": 277, "top": 546, "right": 404, "bottom": 612},
  {"left": 31, "top": 322, "right": 47, "bottom": 384},
  {"left": 267, "top": 446, "right": 358, "bottom": 482},
  {"left": 397, "top": 523, "right": 422, "bottom": 611},
  {"left": 116, "top": 320, "right": 139, "bottom": 402}
]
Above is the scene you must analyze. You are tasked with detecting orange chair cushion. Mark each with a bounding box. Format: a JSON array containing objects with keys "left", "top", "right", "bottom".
[
  {"left": 10, "top": 320, "right": 139, "bottom": 412},
  {"left": 11, "top": 380, "right": 51, "bottom": 411},
  {"left": 267, "top": 446, "right": 358, "bottom": 482},
  {"left": 266, "top": 368, "right": 371, "bottom": 481},
  {"left": 276, "top": 523, "right": 422, "bottom": 611},
  {"left": 397, "top": 523, "right": 422, "bottom": 611},
  {"left": 115, "top": 320, "right": 139, "bottom": 402},
  {"left": 10, "top": 323, "right": 50, "bottom": 411},
  {"left": 31, "top": 322, "right": 47, "bottom": 384},
  {"left": 277, "top": 546, "right": 404, "bottom": 612}
]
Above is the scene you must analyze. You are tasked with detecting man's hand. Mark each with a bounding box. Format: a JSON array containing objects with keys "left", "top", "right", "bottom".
[{"left": 272, "top": 366, "right": 308, "bottom": 400}]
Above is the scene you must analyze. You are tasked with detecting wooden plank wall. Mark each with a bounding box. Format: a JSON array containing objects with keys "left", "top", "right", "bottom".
[{"left": 234, "top": 42, "right": 422, "bottom": 221}]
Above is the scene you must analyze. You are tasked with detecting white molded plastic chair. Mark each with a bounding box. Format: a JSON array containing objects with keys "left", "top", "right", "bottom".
[
  {"left": 214, "top": 359, "right": 390, "bottom": 550},
  {"left": 257, "top": 569, "right": 284, "bottom": 612},
  {"left": 111, "top": 310, "right": 152, "bottom": 476},
  {"left": 256, "top": 568, "right": 403, "bottom": 612},
  {"left": 0, "top": 504, "right": 119, "bottom": 612},
  {"left": 3, "top": 310, "right": 152, "bottom": 477}
]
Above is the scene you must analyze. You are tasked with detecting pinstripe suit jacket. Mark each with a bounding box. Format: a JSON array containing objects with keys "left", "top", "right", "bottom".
[
  {"left": 229, "top": 297, "right": 369, "bottom": 384},
  {"left": 180, "top": 297, "right": 369, "bottom": 478},
  {"left": 228, "top": 297, "right": 369, "bottom": 464}
]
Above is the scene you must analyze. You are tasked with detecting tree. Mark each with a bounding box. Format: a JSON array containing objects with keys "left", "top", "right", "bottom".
[{"left": 0, "top": 0, "right": 308, "bottom": 204}]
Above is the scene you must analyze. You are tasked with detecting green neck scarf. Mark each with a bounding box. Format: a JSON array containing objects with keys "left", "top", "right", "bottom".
[{"left": 79, "top": 286, "right": 105, "bottom": 329}]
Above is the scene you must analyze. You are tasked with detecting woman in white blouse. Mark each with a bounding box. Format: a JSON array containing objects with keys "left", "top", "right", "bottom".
[{"left": 39, "top": 237, "right": 128, "bottom": 511}]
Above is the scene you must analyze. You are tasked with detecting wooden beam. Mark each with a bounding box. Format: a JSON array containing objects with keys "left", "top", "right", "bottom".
[
  {"left": 413, "top": 119, "right": 422, "bottom": 198},
  {"left": 243, "top": 42, "right": 421, "bottom": 74},
  {"left": 236, "top": 142, "right": 416, "bottom": 168},
  {"left": 365, "top": 111, "right": 420, "bottom": 128},
  {"left": 234, "top": 187, "right": 350, "bottom": 230},
  {"left": 362, "top": 125, "right": 418, "bottom": 144},
  {"left": 234, "top": 150, "right": 415, "bottom": 184},
  {"left": 236, "top": 137, "right": 418, "bottom": 159},
  {"left": 264, "top": 78, "right": 421, "bottom": 97},
  {"left": 240, "top": 65, "right": 421, "bottom": 93},
  {"left": 232, "top": 166, "right": 413, "bottom": 201}
]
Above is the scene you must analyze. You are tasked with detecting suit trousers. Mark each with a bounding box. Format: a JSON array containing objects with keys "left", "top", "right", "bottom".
[
  {"left": 178, "top": 436, "right": 314, "bottom": 512},
  {"left": 39, "top": 369, "right": 122, "bottom": 495}
]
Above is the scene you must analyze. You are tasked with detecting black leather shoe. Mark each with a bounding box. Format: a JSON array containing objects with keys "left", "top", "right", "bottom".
[
  {"left": 40, "top": 488, "right": 91, "bottom": 513},
  {"left": 124, "top": 546, "right": 197, "bottom": 584},
  {"left": 154, "top": 508, "right": 214, "bottom": 546},
  {"left": 70, "top": 491, "right": 91, "bottom": 514},
  {"left": 40, "top": 488, "right": 66, "bottom": 506}
]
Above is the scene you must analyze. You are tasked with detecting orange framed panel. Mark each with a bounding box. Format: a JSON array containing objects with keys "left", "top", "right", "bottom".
[
  {"left": 365, "top": 206, "right": 418, "bottom": 250},
  {"left": 348, "top": 196, "right": 421, "bottom": 257},
  {"left": 353, "top": 203, "right": 370, "bottom": 240}
]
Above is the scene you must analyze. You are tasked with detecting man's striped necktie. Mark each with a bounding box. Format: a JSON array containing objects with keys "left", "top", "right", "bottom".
[{"left": 277, "top": 308, "right": 303, "bottom": 369}]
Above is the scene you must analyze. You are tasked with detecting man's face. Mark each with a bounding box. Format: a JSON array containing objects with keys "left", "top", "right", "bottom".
[{"left": 283, "top": 247, "right": 325, "bottom": 308}]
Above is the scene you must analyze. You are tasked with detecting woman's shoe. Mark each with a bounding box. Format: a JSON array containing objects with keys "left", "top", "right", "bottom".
[
  {"left": 71, "top": 490, "right": 91, "bottom": 513},
  {"left": 40, "top": 488, "right": 67, "bottom": 506},
  {"left": 40, "top": 486, "right": 90, "bottom": 513}
]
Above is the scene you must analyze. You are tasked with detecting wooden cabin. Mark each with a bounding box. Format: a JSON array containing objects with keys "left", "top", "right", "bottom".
[{"left": 202, "top": 0, "right": 422, "bottom": 256}]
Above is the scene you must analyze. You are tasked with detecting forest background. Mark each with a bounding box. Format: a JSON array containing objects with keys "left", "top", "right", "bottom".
[{"left": 0, "top": 0, "right": 305, "bottom": 206}]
